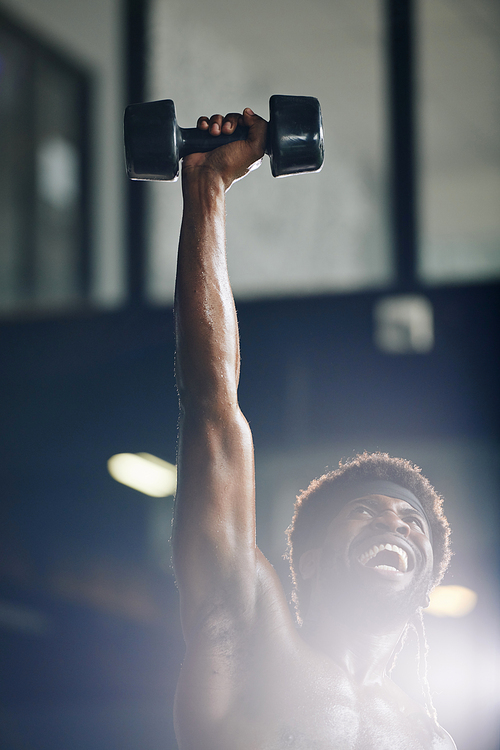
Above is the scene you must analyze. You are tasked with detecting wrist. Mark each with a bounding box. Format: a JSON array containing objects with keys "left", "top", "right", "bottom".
[
  {"left": 182, "top": 163, "right": 229, "bottom": 197},
  {"left": 181, "top": 166, "right": 227, "bottom": 219}
]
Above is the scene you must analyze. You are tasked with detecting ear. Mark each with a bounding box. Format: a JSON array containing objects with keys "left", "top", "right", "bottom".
[{"left": 299, "top": 549, "right": 319, "bottom": 581}]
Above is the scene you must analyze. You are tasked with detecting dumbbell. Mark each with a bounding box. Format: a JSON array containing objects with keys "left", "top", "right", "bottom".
[{"left": 124, "top": 94, "right": 324, "bottom": 181}]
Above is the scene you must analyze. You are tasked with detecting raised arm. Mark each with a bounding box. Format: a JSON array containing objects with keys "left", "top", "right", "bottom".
[{"left": 172, "top": 109, "right": 267, "bottom": 640}]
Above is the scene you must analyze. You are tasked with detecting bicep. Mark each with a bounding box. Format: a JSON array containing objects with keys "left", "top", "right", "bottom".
[
  {"left": 172, "top": 404, "right": 258, "bottom": 638},
  {"left": 441, "top": 729, "right": 457, "bottom": 750},
  {"left": 432, "top": 726, "right": 457, "bottom": 750}
]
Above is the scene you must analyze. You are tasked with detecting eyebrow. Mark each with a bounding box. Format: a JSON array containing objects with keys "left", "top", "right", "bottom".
[{"left": 349, "top": 496, "right": 426, "bottom": 520}]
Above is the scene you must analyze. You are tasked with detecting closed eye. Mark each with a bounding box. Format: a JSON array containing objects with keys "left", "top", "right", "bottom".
[
  {"left": 349, "top": 505, "right": 374, "bottom": 518},
  {"left": 404, "top": 515, "right": 425, "bottom": 532}
]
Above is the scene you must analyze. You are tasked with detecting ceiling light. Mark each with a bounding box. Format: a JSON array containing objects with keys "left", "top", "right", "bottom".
[
  {"left": 108, "top": 453, "right": 177, "bottom": 497},
  {"left": 426, "top": 585, "right": 478, "bottom": 618}
]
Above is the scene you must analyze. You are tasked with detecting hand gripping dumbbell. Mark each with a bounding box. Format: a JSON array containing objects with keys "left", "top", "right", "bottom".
[{"left": 124, "top": 94, "right": 324, "bottom": 181}]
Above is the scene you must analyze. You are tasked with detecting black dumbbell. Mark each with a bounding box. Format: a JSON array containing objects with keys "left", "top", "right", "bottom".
[{"left": 124, "top": 94, "right": 324, "bottom": 181}]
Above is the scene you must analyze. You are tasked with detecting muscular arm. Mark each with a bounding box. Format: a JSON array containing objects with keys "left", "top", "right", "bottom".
[{"left": 172, "top": 111, "right": 267, "bottom": 641}]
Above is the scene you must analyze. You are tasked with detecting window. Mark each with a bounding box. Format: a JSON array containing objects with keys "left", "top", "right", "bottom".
[
  {"left": 418, "top": 0, "right": 500, "bottom": 284},
  {"left": 0, "top": 11, "right": 90, "bottom": 313}
]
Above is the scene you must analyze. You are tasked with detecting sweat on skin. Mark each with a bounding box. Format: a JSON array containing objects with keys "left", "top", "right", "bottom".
[{"left": 170, "top": 107, "right": 456, "bottom": 750}]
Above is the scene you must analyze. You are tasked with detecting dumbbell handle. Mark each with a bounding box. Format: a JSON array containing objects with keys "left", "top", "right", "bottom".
[{"left": 179, "top": 125, "right": 269, "bottom": 158}]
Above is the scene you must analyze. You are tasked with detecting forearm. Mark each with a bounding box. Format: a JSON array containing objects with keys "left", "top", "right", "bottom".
[{"left": 174, "top": 170, "right": 240, "bottom": 411}]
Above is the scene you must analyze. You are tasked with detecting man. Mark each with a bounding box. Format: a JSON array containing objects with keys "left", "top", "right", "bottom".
[{"left": 172, "top": 107, "right": 456, "bottom": 749}]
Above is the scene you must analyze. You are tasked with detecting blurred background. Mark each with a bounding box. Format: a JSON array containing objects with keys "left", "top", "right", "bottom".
[{"left": 0, "top": 0, "right": 499, "bottom": 748}]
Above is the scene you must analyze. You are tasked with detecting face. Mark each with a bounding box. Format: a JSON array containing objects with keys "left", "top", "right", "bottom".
[{"left": 306, "top": 494, "right": 434, "bottom": 625}]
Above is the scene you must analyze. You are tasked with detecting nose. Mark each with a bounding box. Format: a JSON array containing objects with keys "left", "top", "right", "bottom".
[{"left": 372, "top": 510, "right": 410, "bottom": 537}]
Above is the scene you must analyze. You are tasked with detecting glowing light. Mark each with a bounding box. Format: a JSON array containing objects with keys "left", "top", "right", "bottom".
[
  {"left": 427, "top": 585, "right": 478, "bottom": 618},
  {"left": 107, "top": 453, "right": 177, "bottom": 497},
  {"left": 37, "top": 136, "right": 79, "bottom": 209},
  {"left": 374, "top": 295, "right": 434, "bottom": 354}
]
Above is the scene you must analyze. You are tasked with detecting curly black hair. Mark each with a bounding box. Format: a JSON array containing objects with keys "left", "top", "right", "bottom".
[{"left": 287, "top": 451, "right": 452, "bottom": 622}]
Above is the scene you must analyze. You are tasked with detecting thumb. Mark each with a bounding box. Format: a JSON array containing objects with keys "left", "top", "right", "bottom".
[{"left": 242, "top": 108, "right": 267, "bottom": 151}]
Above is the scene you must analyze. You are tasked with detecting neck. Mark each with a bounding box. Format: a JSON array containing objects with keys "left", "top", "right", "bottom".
[{"left": 301, "top": 609, "right": 407, "bottom": 686}]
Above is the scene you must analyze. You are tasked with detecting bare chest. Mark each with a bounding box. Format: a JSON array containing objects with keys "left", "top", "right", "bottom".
[
  {"left": 241, "top": 664, "right": 438, "bottom": 750},
  {"left": 175, "top": 634, "right": 442, "bottom": 750},
  {"left": 264, "top": 698, "right": 434, "bottom": 750}
]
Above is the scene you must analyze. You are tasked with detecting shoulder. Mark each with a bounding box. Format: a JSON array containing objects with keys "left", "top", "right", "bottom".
[
  {"left": 403, "top": 709, "right": 456, "bottom": 750},
  {"left": 408, "top": 710, "right": 456, "bottom": 750},
  {"left": 433, "top": 725, "right": 457, "bottom": 749},
  {"left": 386, "top": 680, "right": 456, "bottom": 750},
  {"left": 174, "top": 552, "right": 302, "bottom": 749}
]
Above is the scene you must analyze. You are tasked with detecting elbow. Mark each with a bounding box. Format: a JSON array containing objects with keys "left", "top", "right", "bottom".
[{"left": 176, "top": 370, "right": 239, "bottom": 415}]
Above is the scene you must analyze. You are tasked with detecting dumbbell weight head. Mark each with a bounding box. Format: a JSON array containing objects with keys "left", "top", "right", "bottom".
[
  {"left": 124, "top": 99, "right": 180, "bottom": 181},
  {"left": 268, "top": 95, "right": 324, "bottom": 177},
  {"left": 124, "top": 95, "right": 324, "bottom": 181}
]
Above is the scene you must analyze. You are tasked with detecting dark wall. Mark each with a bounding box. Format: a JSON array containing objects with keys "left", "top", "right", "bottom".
[{"left": 0, "top": 282, "right": 498, "bottom": 748}]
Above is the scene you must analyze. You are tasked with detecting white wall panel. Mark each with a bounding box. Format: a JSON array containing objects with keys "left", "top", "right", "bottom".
[
  {"left": 147, "top": 0, "right": 389, "bottom": 302},
  {"left": 418, "top": 0, "right": 500, "bottom": 284}
]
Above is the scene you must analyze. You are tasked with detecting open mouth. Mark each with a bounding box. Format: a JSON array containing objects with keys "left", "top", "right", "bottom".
[{"left": 357, "top": 543, "right": 408, "bottom": 574}]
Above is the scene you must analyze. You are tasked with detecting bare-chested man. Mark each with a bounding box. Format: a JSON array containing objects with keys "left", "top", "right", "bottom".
[{"left": 172, "top": 106, "right": 456, "bottom": 750}]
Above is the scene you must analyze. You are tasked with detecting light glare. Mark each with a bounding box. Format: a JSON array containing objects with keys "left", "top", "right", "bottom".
[
  {"left": 427, "top": 585, "right": 478, "bottom": 618},
  {"left": 108, "top": 453, "right": 177, "bottom": 497}
]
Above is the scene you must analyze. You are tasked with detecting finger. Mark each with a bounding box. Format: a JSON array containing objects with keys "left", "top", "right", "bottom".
[
  {"left": 208, "top": 114, "right": 224, "bottom": 135},
  {"left": 242, "top": 108, "right": 267, "bottom": 132},
  {"left": 242, "top": 108, "right": 268, "bottom": 152},
  {"left": 221, "top": 113, "right": 243, "bottom": 134},
  {"left": 197, "top": 116, "right": 209, "bottom": 130}
]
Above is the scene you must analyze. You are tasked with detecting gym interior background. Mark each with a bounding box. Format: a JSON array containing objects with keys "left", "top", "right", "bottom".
[{"left": 0, "top": 0, "right": 499, "bottom": 748}]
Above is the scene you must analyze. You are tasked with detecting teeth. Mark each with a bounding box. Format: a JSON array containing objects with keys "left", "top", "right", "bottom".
[{"left": 358, "top": 543, "right": 408, "bottom": 572}]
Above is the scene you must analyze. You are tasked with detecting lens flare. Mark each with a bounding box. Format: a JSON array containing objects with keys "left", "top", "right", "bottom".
[
  {"left": 427, "top": 585, "right": 477, "bottom": 618},
  {"left": 107, "top": 453, "right": 177, "bottom": 497}
]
